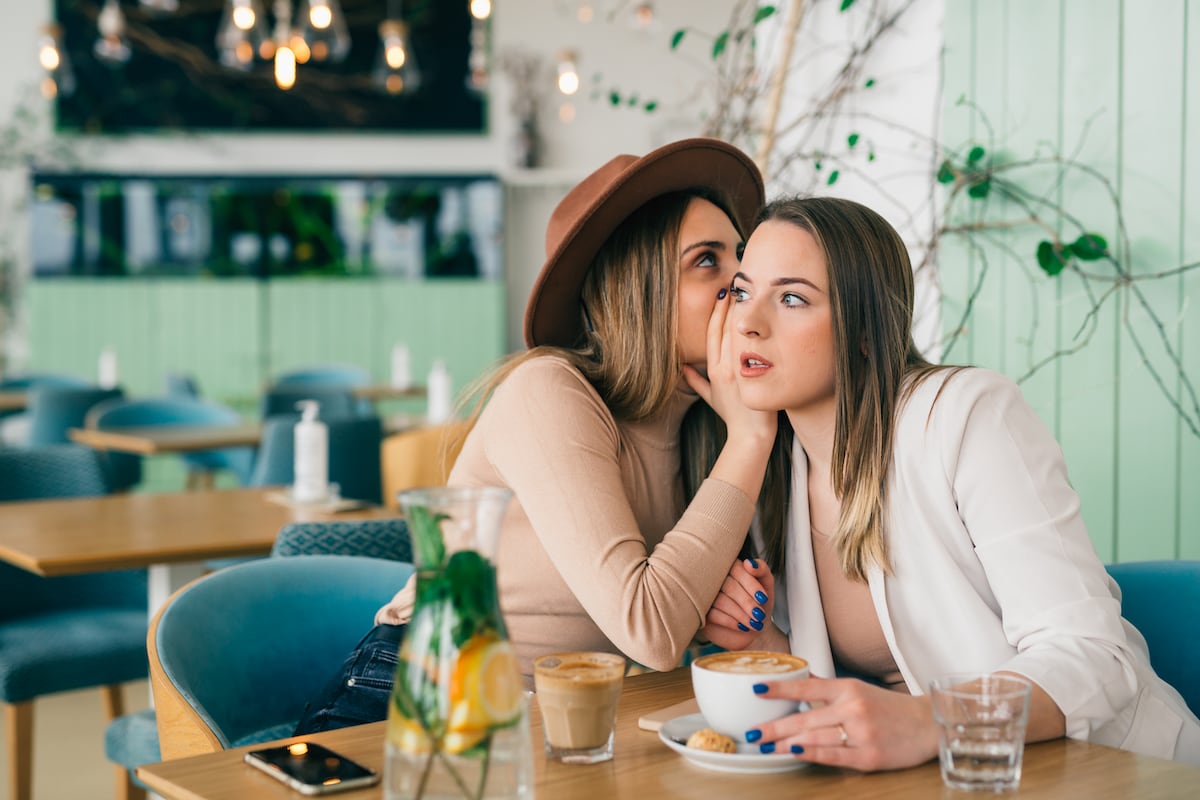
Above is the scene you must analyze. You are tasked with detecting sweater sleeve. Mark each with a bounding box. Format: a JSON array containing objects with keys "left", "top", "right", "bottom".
[
  {"left": 480, "top": 357, "right": 756, "bottom": 671},
  {"left": 939, "top": 369, "right": 1140, "bottom": 739}
]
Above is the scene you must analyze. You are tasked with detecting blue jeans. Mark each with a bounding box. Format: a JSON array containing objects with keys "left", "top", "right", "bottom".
[{"left": 293, "top": 623, "right": 405, "bottom": 735}]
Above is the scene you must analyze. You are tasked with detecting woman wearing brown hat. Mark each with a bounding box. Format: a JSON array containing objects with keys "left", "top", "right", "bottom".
[{"left": 294, "top": 138, "right": 791, "bottom": 734}]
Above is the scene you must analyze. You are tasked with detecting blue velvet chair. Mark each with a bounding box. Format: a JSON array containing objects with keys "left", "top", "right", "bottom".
[
  {"left": 273, "top": 364, "right": 372, "bottom": 388},
  {"left": 250, "top": 414, "right": 384, "bottom": 504},
  {"left": 24, "top": 385, "right": 123, "bottom": 447},
  {"left": 0, "top": 373, "right": 88, "bottom": 439},
  {"left": 145, "top": 555, "right": 413, "bottom": 759},
  {"left": 1106, "top": 560, "right": 1200, "bottom": 714},
  {"left": 86, "top": 396, "right": 255, "bottom": 490},
  {"left": 105, "top": 519, "right": 413, "bottom": 789},
  {"left": 164, "top": 373, "right": 201, "bottom": 398},
  {"left": 0, "top": 445, "right": 147, "bottom": 800}
]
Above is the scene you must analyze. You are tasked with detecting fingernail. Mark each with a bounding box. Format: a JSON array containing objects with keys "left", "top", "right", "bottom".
[
  {"left": 747, "top": 558, "right": 759, "bottom": 568},
  {"left": 745, "top": 729, "right": 762, "bottom": 743},
  {"left": 751, "top": 607, "right": 765, "bottom": 621},
  {"left": 790, "top": 744, "right": 805, "bottom": 754},
  {"left": 717, "top": 288, "right": 728, "bottom": 300},
  {"left": 737, "top": 622, "right": 749, "bottom": 632},
  {"left": 749, "top": 618, "right": 764, "bottom": 631},
  {"left": 759, "top": 742, "right": 776, "bottom": 754},
  {"left": 754, "top": 590, "right": 768, "bottom": 604},
  {"left": 752, "top": 683, "right": 768, "bottom": 695}
]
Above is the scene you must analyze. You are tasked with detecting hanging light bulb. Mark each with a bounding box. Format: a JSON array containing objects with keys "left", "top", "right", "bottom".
[
  {"left": 466, "top": 16, "right": 488, "bottom": 93},
  {"left": 632, "top": 2, "right": 656, "bottom": 30},
  {"left": 94, "top": 0, "right": 132, "bottom": 64},
  {"left": 297, "top": 0, "right": 350, "bottom": 63},
  {"left": 556, "top": 50, "right": 580, "bottom": 96},
  {"left": 272, "top": 0, "right": 297, "bottom": 89},
  {"left": 374, "top": 19, "right": 420, "bottom": 95},
  {"left": 216, "top": 0, "right": 270, "bottom": 70},
  {"left": 37, "top": 24, "right": 75, "bottom": 98},
  {"left": 469, "top": 0, "right": 492, "bottom": 19},
  {"left": 138, "top": 0, "right": 180, "bottom": 12}
]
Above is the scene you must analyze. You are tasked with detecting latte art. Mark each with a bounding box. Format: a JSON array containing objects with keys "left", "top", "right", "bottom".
[{"left": 695, "top": 652, "right": 807, "bottom": 675}]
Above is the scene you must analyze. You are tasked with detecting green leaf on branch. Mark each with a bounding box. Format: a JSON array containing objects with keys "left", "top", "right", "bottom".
[
  {"left": 671, "top": 29, "right": 686, "bottom": 50},
  {"left": 643, "top": 101, "right": 658, "bottom": 112},
  {"left": 814, "top": 160, "right": 823, "bottom": 170},
  {"left": 713, "top": 31, "right": 729, "bottom": 58},
  {"left": 754, "top": 5, "right": 777, "bottom": 24},
  {"left": 967, "top": 145, "right": 986, "bottom": 164},
  {"left": 1068, "top": 233, "right": 1108, "bottom": 260},
  {"left": 847, "top": 133, "right": 860, "bottom": 148},
  {"left": 827, "top": 170, "right": 840, "bottom": 186},
  {"left": 936, "top": 160, "right": 956, "bottom": 184},
  {"left": 967, "top": 179, "right": 991, "bottom": 199},
  {"left": 609, "top": 90, "right": 620, "bottom": 106},
  {"left": 840, "top": 0, "right": 857, "bottom": 10},
  {"left": 1036, "top": 240, "right": 1070, "bottom": 276},
  {"left": 864, "top": 77, "right": 876, "bottom": 88},
  {"left": 867, "top": 151, "right": 876, "bottom": 162},
  {"left": 627, "top": 95, "right": 639, "bottom": 106}
]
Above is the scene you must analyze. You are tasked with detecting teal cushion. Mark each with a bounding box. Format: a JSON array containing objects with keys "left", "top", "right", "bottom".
[
  {"left": 0, "top": 608, "right": 148, "bottom": 702},
  {"left": 105, "top": 709, "right": 160, "bottom": 768}
]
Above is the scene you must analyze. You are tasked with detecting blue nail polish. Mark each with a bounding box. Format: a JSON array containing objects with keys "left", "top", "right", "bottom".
[
  {"left": 749, "top": 618, "right": 764, "bottom": 631},
  {"left": 790, "top": 744, "right": 805, "bottom": 754},
  {"left": 745, "top": 729, "right": 762, "bottom": 743},
  {"left": 759, "top": 742, "right": 776, "bottom": 754},
  {"left": 717, "top": 288, "right": 728, "bottom": 300},
  {"left": 747, "top": 558, "right": 758, "bottom": 568},
  {"left": 754, "top": 590, "right": 768, "bottom": 604},
  {"left": 752, "top": 683, "right": 768, "bottom": 695},
  {"left": 751, "top": 606, "right": 765, "bottom": 621},
  {"left": 737, "top": 622, "right": 749, "bottom": 632}
]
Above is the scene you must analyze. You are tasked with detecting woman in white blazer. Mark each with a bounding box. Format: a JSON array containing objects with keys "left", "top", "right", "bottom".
[{"left": 699, "top": 196, "right": 1200, "bottom": 770}]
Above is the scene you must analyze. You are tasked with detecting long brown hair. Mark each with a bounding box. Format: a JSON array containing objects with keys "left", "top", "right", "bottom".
[
  {"left": 754, "top": 196, "right": 949, "bottom": 580},
  {"left": 455, "top": 189, "right": 791, "bottom": 557}
]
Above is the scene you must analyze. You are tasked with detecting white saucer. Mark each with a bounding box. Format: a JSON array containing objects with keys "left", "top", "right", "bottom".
[{"left": 658, "top": 713, "right": 808, "bottom": 774}]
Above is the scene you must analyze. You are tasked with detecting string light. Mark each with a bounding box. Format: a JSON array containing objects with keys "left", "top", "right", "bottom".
[
  {"left": 297, "top": 0, "right": 350, "bottom": 63},
  {"left": 556, "top": 50, "right": 580, "bottom": 96},
  {"left": 273, "top": 0, "right": 297, "bottom": 89},
  {"left": 469, "top": 0, "right": 492, "bottom": 19},
  {"left": 216, "top": 0, "right": 270, "bottom": 70},
  {"left": 94, "top": 0, "right": 132, "bottom": 64},
  {"left": 37, "top": 24, "right": 75, "bottom": 98}
]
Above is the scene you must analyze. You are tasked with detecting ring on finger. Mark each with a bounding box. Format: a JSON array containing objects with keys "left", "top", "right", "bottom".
[{"left": 837, "top": 723, "right": 849, "bottom": 747}]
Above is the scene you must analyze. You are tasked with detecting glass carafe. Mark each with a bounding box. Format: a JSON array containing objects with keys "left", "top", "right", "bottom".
[{"left": 385, "top": 487, "right": 532, "bottom": 800}]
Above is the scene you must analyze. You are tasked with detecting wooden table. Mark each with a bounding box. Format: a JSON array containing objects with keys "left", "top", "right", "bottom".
[
  {"left": 0, "top": 390, "right": 27, "bottom": 411},
  {"left": 352, "top": 384, "right": 426, "bottom": 402},
  {"left": 0, "top": 487, "right": 397, "bottom": 614},
  {"left": 67, "top": 414, "right": 424, "bottom": 456},
  {"left": 136, "top": 669, "right": 1200, "bottom": 799}
]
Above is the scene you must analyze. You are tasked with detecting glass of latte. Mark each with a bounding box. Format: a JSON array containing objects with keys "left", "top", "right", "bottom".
[
  {"left": 533, "top": 652, "right": 625, "bottom": 764},
  {"left": 691, "top": 651, "right": 809, "bottom": 742}
]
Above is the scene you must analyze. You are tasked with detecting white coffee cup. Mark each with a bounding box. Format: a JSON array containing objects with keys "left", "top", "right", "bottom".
[{"left": 691, "top": 651, "right": 809, "bottom": 742}]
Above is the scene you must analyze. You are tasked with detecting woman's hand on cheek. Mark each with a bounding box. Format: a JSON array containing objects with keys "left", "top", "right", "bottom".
[
  {"left": 696, "top": 286, "right": 776, "bottom": 443},
  {"left": 747, "top": 677, "right": 939, "bottom": 772}
]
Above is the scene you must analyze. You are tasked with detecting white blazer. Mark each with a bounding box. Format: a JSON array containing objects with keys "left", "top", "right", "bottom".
[{"left": 782, "top": 367, "right": 1200, "bottom": 763}]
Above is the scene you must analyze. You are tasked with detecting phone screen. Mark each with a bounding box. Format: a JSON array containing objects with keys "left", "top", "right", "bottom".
[{"left": 244, "top": 742, "right": 379, "bottom": 795}]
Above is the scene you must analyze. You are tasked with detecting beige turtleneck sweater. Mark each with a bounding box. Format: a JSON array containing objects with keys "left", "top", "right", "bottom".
[{"left": 375, "top": 355, "right": 756, "bottom": 676}]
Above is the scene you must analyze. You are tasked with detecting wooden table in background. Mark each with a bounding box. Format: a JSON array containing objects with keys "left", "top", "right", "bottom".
[
  {"left": 136, "top": 669, "right": 1200, "bottom": 799},
  {"left": 67, "top": 414, "right": 424, "bottom": 456},
  {"left": 0, "top": 487, "right": 398, "bottom": 614},
  {"left": 351, "top": 384, "right": 426, "bottom": 402},
  {"left": 0, "top": 391, "right": 27, "bottom": 412}
]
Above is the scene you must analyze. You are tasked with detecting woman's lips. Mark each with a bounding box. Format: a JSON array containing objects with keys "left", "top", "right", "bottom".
[{"left": 740, "top": 352, "right": 772, "bottom": 378}]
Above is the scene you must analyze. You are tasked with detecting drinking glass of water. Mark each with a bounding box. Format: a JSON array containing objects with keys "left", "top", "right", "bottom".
[{"left": 929, "top": 673, "right": 1033, "bottom": 792}]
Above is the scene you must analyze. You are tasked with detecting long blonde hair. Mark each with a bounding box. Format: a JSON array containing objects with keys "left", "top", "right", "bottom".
[
  {"left": 754, "top": 197, "right": 950, "bottom": 580},
  {"left": 455, "top": 189, "right": 791, "bottom": 554}
]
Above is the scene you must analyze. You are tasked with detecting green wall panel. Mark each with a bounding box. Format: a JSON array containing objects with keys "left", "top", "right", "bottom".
[{"left": 944, "top": 0, "right": 1199, "bottom": 562}]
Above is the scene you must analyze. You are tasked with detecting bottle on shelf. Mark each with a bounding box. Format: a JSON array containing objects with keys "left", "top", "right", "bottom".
[
  {"left": 426, "top": 359, "right": 453, "bottom": 424},
  {"left": 292, "top": 400, "right": 328, "bottom": 503}
]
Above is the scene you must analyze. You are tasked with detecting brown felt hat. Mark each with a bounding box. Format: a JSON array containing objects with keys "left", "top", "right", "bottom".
[{"left": 523, "top": 137, "right": 764, "bottom": 348}]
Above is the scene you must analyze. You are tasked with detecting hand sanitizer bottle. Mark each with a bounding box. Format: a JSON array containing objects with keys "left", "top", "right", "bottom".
[
  {"left": 390, "top": 343, "right": 411, "bottom": 390},
  {"left": 98, "top": 346, "right": 119, "bottom": 389},
  {"left": 426, "top": 359, "right": 453, "bottom": 424},
  {"left": 292, "top": 400, "right": 328, "bottom": 503}
]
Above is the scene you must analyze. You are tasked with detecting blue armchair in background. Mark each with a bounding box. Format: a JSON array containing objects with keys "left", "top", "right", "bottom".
[
  {"left": 0, "top": 445, "right": 147, "bottom": 800},
  {"left": 1106, "top": 560, "right": 1200, "bottom": 715}
]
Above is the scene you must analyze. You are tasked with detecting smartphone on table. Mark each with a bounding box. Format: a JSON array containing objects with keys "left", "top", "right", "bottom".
[{"left": 244, "top": 742, "right": 379, "bottom": 795}]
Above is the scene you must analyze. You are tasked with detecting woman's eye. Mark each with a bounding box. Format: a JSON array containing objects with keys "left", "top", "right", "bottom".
[
  {"left": 735, "top": 242, "right": 746, "bottom": 262},
  {"left": 731, "top": 286, "right": 749, "bottom": 302},
  {"left": 697, "top": 251, "right": 717, "bottom": 268},
  {"left": 782, "top": 292, "right": 806, "bottom": 307}
]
